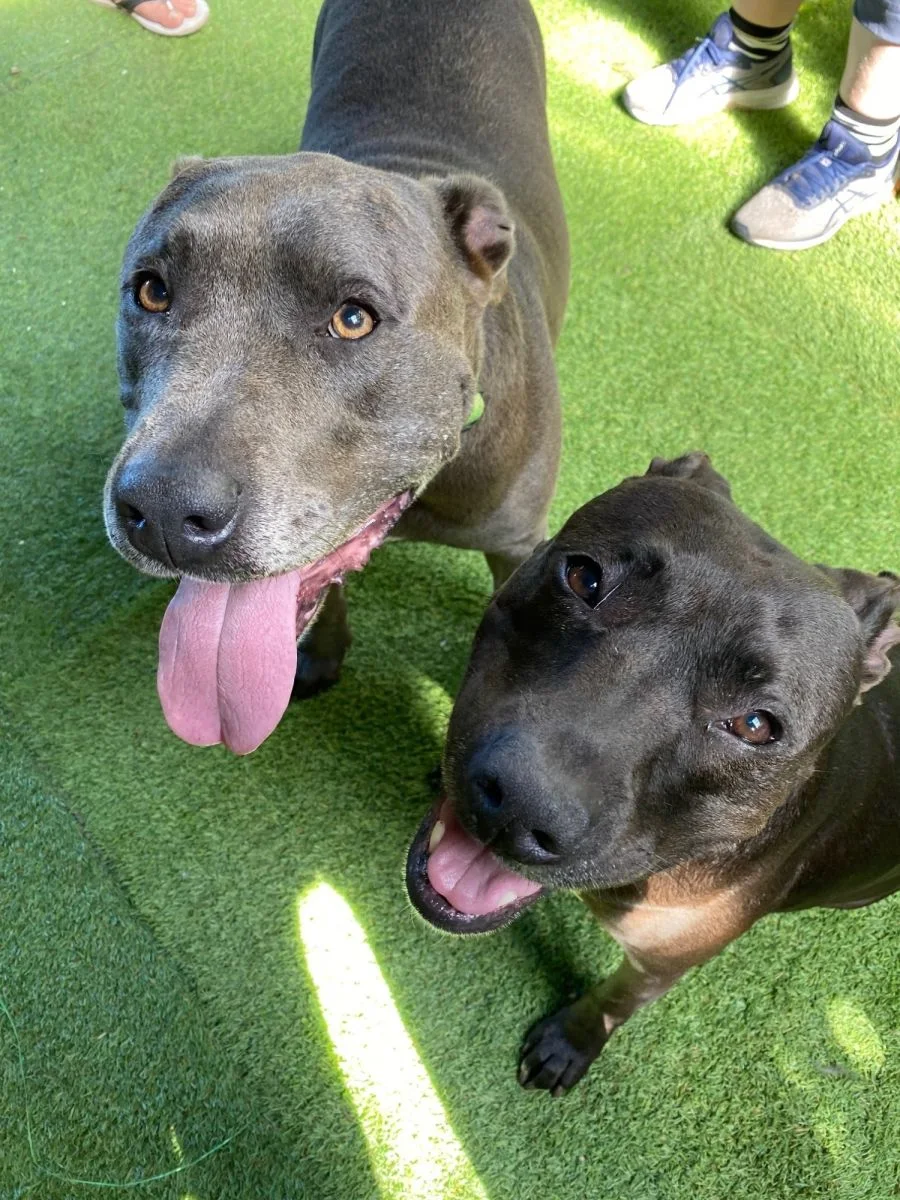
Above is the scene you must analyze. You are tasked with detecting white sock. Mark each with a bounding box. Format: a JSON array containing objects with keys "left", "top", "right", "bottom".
[{"left": 833, "top": 97, "right": 900, "bottom": 159}]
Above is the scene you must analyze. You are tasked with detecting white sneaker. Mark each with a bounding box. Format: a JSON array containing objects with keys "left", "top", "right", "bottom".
[{"left": 623, "top": 12, "right": 798, "bottom": 127}]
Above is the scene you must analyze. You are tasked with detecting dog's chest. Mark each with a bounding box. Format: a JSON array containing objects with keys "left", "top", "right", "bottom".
[{"left": 584, "top": 875, "right": 756, "bottom": 965}]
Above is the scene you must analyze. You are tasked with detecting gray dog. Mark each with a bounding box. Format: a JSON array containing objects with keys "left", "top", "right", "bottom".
[
  {"left": 103, "top": 0, "right": 568, "bottom": 753},
  {"left": 407, "top": 453, "right": 900, "bottom": 1095}
]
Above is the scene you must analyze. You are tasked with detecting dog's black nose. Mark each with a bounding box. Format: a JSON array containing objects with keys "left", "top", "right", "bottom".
[
  {"left": 464, "top": 730, "right": 589, "bottom": 866},
  {"left": 112, "top": 458, "right": 240, "bottom": 570}
]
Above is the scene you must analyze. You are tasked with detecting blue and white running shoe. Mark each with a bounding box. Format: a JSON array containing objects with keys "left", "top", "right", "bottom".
[
  {"left": 732, "top": 119, "right": 900, "bottom": 249},
  {"left": 623, "top": 12, "right": 798, "bottom": 127}
]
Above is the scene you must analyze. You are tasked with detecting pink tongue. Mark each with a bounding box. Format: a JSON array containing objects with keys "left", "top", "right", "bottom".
[
  {"left": 157, "top": 571, "right": 303, "bottom": 755},
  {"left": 426, "top": 799, "right": 541, "bottom": 917}
]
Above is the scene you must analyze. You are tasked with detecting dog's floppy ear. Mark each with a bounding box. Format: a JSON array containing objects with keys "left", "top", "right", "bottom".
[
  {"left": 646, "top": 451, "right": 733, "bottom": 501},
  {"left": 433, "top": 175, "right": 515, "bottom": 305},
  {"left": 151, "top": 156, "right": 225, "bottom": 215},
  {"left": 818, "top": 566, "right": 900, "bottom": 694},
  {"left": 170, "top": 155, "right": 206, "bottom": 180}
]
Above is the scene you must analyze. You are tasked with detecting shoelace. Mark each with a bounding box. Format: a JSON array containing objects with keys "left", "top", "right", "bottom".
[
  {"left": 671, "top": 34, "right": 730, "bottom": 81},
  {"left": 777, "top": 140, "right": 869, "bottom": 205}
]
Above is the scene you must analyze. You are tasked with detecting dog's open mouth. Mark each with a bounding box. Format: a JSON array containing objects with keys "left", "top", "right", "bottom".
[
  {"left": 157, "top": 491, "right": 413, "bottom": 754},
  {"left": 406, "top": 797, "right": 543, "bottom": 934}
]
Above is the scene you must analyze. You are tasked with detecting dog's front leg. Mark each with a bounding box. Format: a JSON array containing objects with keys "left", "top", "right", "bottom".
[
  {"left": 519, "top": 889, "right": 756, "bottom": 1096},
  {"left": 518, "top": 953, "right": 691, "bottom": 1097},
  {"left": 292, "top": 583, "right": 351, "bottom": 700},
  {"left": 485, "top": 533, "right": 546, "bottom": 591}
]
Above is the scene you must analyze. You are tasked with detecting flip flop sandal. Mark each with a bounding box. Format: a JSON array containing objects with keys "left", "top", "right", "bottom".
[{"left": 89, "top": 0, "right": 209, "bottom": 37}]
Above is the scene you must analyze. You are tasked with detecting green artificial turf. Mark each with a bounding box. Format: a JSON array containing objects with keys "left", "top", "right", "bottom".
[{"left": 1, "top": 0, "right": 899, "bottom": 1196}]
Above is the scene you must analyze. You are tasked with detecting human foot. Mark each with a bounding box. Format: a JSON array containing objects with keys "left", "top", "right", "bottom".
[
  {"left": 90, "top": 0, "right": 208, "bottom": 37},
  {"left": 732, "top": 117, "right": 900, "bottom": 249},
  {"left": 622, "top": 11, "right": 797, "bottom": 126},
  {"left": 132, "top": 0, "right": 196, "bottom": 30}
]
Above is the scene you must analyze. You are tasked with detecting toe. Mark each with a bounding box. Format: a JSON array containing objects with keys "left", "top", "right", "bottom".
[
  {"left": 519, "top": 1009, "right": 600, "bottom": 1095},
  {"left": 133, "top": 1, "right": 184, "bottom": 28},
  {"left": 519, "top": 1049, "right": 555, "bottom": 1089},
  {"left": 519, "top": 1046, "right": 578, "bottom": 1095}
]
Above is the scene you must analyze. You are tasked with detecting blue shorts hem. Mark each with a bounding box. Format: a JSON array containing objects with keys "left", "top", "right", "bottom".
[{"left": 854, "top": 0, "right": 900, "bottom": 43}]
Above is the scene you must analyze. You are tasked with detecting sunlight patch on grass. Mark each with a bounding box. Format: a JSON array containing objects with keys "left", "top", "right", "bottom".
[
  {"left": 297, "top": 882, "right": 488, "bottom": 1200},
  {"left": 543, "top": 5, "right": 656, "bottom": 92},
  {"left": 411, "top": 671, "right": 454, "bottom": 744},
  {"left": 169, "top": 1126, "right": 185, "bottom": 1164},
  {"left": 826, "top": 997, "right": 885, "bottom": 1079},
  {"left": 542, "top": 4, "right": 742, "bottom": 154},
  {"left": 811, "top": 1102, "right": 861, "bottom": 1177}
]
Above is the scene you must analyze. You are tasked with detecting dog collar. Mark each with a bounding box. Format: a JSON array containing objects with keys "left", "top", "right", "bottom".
[{"left": 463, "top": 391, "right": 485, "bottom": 431}]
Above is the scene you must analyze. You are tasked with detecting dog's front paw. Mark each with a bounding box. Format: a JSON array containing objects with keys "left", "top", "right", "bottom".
[
  {"left": 518, "top": 1004, "right": 605, "bottom": 1097},
  {"left": 291, "top": 647, "right": 344, "bottom": 700}
]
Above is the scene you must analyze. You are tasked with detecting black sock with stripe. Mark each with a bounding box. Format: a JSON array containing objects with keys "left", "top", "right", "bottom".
[
  {"left": 832, "top": 96, "right": 900, "bottom": 162},
  {"left": 728, "top": 8, "right": 792, "bottom": 60}
]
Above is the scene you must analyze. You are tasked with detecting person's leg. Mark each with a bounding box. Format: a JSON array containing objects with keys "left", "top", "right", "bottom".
[
  {"left": 733, "top": 0, "right": 802, "bottom": 25},
  {"left": 841, "top": 13, "right": 900, "bottom": 116},
  {"left": 732, "top": 9, "right": 900, "bottom": 249},
  {"left": 622, "top": 4, "right": 801, "bottom": 126}
]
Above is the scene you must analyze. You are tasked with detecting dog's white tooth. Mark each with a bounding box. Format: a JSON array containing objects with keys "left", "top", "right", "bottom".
[
  {"left": 498, "top": 891, "right": 519, "bottom": 908},
  {"left": 428, "top": 820, "right": 445, "bottom": 854}
]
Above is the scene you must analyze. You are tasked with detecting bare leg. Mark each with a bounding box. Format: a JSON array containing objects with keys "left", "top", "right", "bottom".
[
  {"left": 292, "top": 583, "right": 351, "bottom": 700},
  {"left": 840, "top": 18, "right": 900, "bottom": 119},
  {"left": 732, "top": 0, "right": 802, "bottom": 26}
]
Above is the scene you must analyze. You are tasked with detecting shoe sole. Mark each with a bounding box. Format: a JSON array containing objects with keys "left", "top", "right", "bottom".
[
  {"left": 625, "top": 72, "right": 799, "bottom": 127},
  {"left": 732, "top": 175, "right": 899, "bottom": 251}
]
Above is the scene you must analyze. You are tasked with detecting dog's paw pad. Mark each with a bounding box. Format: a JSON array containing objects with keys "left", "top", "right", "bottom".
[{"left": 518, "top": 1012, "right": 599, "bottom": 1097}]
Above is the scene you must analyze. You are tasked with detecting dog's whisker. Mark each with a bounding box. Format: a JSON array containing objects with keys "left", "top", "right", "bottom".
[{"left": 597, "top": 580, "right": 623, "bottom": 607}]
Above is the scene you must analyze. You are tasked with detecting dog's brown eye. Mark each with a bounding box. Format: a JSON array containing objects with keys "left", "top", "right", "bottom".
[
  {"left": 135, "top": 273, "right": 170, "bottom": 313},
  {"left": 328, "top": 301, "right": 376, "bottom": 340},
  {"left": 723, "top": 711, "right": 780, "bottom": 745},
  {"left": 565, "top": 557, "right": 602, "bottom": 607}
]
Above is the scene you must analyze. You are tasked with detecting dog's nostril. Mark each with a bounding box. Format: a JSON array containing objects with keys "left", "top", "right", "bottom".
[
  {"left": 120, "top": 502, "right": 146, "bottom": 531},
  {"left": 479, "top": 775, "right": 504, "bottom": 810},
  {"left": 531, "top": 829, "right": 559, "bottom": 857},
  {"left": 183, "top": 514, "right": 218, "bottom": 536}
]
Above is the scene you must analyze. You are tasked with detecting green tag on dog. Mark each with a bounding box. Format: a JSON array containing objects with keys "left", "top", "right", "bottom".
[{"left": 464, "top": 392, "right": 485, "bottom": 430}]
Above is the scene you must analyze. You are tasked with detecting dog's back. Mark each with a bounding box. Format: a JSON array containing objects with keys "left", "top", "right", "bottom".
[{"left": 302, "top": 0, "right": 568, "bottom": 336}]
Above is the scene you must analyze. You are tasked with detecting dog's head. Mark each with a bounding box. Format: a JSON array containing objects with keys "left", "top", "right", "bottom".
[
  {"left": 407, "top": 453, "right": 900, "bottom": 934},
  {"left": 102, "top": 153, "right": 513, "bottom": 752},
  {"left": 104, "top": 153, "right": 514, "bottom": 582}
]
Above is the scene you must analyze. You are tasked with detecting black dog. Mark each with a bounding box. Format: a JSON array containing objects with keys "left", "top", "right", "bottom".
[
  {"left": 103, "top": 0, "right": 567, "bottom": 755},
  {"left": 407, "top": 452, "right": 900, "bottom": 1095}
]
